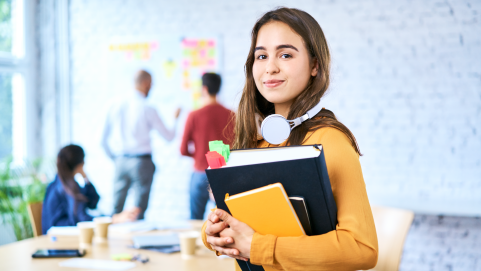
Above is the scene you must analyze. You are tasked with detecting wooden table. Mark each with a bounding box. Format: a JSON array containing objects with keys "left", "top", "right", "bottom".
[{"left": 0, "top": 221, "right": 234, "bottom": 271}]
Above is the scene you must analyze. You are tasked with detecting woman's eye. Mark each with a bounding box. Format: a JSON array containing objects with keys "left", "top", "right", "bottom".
[
  {"left": 281, "top": 54, "right": 292, "bottom": 59},
  {"left": 256, "top": 54, "right": 267, "bottom": 60}
]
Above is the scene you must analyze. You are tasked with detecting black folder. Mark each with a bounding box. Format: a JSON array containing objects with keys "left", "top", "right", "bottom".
[
  {"left": 206, "top": 145, "right": 337, "bottom": 271},
  {"left": 289, "top": 196, "right": 313, "bottom": 236}
]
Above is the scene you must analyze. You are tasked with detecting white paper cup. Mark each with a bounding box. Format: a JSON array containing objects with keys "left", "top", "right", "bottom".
[
  {"left": 77, "top": 221, "right": 95, "bottom": 248},
  {"left": 179, "top": 231, "right": 200, "bottom": 259},
  {"left": 93, "top": 217, "right": 112, "bottom": 243}
]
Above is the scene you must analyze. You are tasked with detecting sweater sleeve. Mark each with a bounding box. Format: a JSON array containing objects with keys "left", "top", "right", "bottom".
[
  {"left": 250, "top": 128, "right": 378, "bottom": 271},
  {"left": 82, "top": 183, "right": 100, "bottom": 209},
  {"left": 69, "top": 194, "right": 95, "bottom": 223}
]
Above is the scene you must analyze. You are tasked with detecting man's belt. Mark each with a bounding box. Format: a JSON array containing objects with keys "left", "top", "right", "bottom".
[{"left": 121, "top": 153, "right": 152, "bottom": 158}]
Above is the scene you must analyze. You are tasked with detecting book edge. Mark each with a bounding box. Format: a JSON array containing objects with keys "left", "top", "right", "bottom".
[{"left": 315, "top": 149, "right": 337, "bottom": 231}]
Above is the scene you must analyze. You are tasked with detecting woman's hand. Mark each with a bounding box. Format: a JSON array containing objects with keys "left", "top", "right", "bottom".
[
  {"left": 205, "top": 210, "right": 230, "bottom": 248},
  {"left": 205, "top": 210, "right": 246, "bottom": 261},
  {"left": 208, "top": 209, "right": 255, "bottom": 261}
]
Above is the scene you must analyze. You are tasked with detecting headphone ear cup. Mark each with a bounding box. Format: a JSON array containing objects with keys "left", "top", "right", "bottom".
[{"left": 261, "top": 114, "right": 291, "bottom": 145}]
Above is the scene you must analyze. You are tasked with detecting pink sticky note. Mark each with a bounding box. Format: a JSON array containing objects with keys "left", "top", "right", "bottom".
[{"left": 205, "top": 151, "right": 226, "bottom": 169}]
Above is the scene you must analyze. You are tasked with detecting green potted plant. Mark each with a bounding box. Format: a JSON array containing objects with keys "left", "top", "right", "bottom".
[{"left": 0, "top": 157, "right": 51, "bottom": 241}]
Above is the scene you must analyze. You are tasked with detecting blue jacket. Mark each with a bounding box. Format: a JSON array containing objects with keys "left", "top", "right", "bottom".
[{"left": 41, "top": 175, "right": 100, "bottom": 234}]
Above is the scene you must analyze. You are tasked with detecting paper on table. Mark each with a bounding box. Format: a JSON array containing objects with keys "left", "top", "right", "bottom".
[
  {"left": 132, "top": 232, "right": 179, "bottom": 249},
  {"left": 108, "top": 220, "right": 193, "bottom": 234},
  {"left": 59, "top": 259, "right": 135, "bottom": 270},
  {"left": 47, "top": 226, "right": 79, "bottom": 236},
  {"left": 108, "top": 220, "right": 156, "bottom": 234}
]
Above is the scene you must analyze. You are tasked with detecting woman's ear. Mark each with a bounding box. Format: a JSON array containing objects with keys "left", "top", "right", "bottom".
[{"left": 311, "top": 58, "right": 319, "bottom": 76}]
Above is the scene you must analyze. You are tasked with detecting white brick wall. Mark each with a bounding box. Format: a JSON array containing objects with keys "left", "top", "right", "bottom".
[
  {"left": 400, "top": 215, "right": 481, "bottom": 271},
  {"left": 56, "top": 0, "right": 481, "bottom": 219}
]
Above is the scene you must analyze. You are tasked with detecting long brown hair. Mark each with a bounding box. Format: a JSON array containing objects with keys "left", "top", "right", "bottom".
[
  {"left": 57, "top": 145, "right": 87, "bottom": 204},
  {"left": 233, "top": 7, "right": 361, "bottom": 155}
]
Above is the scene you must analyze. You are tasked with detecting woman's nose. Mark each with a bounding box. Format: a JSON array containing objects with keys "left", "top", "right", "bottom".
[{"left": 265, "top": 58, "right": 280, "bottom": 74}]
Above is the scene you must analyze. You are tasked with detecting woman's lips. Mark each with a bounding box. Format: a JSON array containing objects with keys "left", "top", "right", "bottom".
[{"left": 263, "top": 79, "right": 285, "bottom": 88}]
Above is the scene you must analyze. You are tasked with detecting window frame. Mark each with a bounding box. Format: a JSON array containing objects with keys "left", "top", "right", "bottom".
[{"left": 0, "top": 0, "right": 37, "bottom": 161}]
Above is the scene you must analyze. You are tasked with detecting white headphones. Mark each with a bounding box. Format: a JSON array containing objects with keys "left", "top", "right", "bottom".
[{"left": 260, "top": 99, "right": 323, "bottom": 145}]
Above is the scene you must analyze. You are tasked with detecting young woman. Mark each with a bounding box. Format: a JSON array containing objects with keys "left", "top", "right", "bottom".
[
  {"left": 42, "top": 145, "right": 139, "bottom": 234},
  {"left": 202, "top": 8, "right": 378, "bottom": 271}
]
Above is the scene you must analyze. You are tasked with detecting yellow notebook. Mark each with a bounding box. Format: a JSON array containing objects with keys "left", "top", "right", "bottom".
[{"left": 224, "top": 183, "right": 305, "bottom": 237}]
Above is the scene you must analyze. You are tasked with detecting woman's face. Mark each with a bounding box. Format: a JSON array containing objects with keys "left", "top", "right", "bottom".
[{"left": 253, "top": 21, "right": 318, "bottom": 116}]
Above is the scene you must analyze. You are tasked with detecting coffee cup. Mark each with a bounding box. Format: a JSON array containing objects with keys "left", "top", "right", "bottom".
[
  {"left": 77, "top": 221, "right": 95, "bottom": 248},
  {"left": 93, "top": 217, "right": 112, "bottom": 244},
  {"left": 179, "top": 231, "right": 200, "bottom": 259}
]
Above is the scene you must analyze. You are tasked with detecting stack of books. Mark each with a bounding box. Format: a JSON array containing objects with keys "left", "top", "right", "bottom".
[{"left": 206, "top": 144, "right": 337, "bottom": 271}]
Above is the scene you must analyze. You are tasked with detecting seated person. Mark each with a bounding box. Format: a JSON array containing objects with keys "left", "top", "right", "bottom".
[{"left": 42, "top": 144, "right": 139, "bottom": 234}]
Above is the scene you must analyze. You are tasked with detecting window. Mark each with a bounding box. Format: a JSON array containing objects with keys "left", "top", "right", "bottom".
[
  {"left": 0, "top": 0, "right": 24, "bottom": 57},
  {"left": 0, "top": 0, "right": 27, "bottom": 162},
  {"left": 0, "top": 73, "right": 13, "bottom": 159}
]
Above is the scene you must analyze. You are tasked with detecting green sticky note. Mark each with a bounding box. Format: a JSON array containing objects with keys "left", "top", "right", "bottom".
[
  {"left": 209, "top": 140, "right": 230, "bottom": 162},
  {"left": 111, "top": 253, "right": 132, "bottom": 261}
]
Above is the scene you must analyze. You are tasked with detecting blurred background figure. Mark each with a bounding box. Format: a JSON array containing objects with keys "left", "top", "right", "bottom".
[
  {"left": 42, "top": 144, "right": 140, "bottom": 234},
  {"left": 101, "top": 70, "right": 181, "bottom": 219},
  {"left": 180, "top": 73, "right": 234, "bottom": 219}
]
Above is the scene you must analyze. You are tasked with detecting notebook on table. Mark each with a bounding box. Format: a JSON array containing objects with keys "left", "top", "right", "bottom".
[
  {"left": 132, "top": 233, "right": 179, "bottom": 249},
  {"left": 206, "top": 144, "right": 337, "bottom": 271}
]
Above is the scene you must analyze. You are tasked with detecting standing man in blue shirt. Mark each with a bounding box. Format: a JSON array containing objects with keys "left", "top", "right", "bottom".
[{"left": 101, "top": 70, "right": 180, "bottom": 219}]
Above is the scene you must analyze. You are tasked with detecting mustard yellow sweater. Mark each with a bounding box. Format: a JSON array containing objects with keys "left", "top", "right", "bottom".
[{"left": 202, "top": 127, "right": 378, "bottom": 271}]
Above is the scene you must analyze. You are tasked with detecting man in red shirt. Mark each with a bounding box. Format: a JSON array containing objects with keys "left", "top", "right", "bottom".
[{"left": 180, "top": 73, "right": 234, "bottom": 219}]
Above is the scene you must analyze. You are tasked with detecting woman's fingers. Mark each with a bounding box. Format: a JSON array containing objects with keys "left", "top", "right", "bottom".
[
  {"left": 211, "top": 245, "right": 244, "bottom": 259},
  {"left": 207, "top": 235, "right": 234, "bottom": 247},
  {"left": 215, "top": 209, "right": 239, "bottom": 227},
  {"left": 207, "top": 211, "right": 220, "bottom": 223},
  {"left": 232, "top": 256, "right": 249, "bottom": 262},
  {"left": 211, "top": 209, "right": 255, "bottom": 259},
  {"left": 205, "top": 221, "right": 227, "bottom": 236},
  {"left": 219, "top": 253, "right": 249, "bottom": 262},
  {"left": 218, "top": 227, "right": 234, "bottom": 238}
]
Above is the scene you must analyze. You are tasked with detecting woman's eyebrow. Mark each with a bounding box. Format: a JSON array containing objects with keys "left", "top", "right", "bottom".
[
  {"left": 276, "top": 44, "right": 298, "bottom": 51},
  {"left": 254, "top": 45, "right": 299, "bottom": 52}
]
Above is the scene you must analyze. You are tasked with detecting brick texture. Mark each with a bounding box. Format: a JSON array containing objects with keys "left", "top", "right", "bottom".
[{"left": 400, "top": 215, "right": 481, "bottom": 271}]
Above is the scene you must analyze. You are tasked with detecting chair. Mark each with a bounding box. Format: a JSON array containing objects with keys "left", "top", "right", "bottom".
[
  {"left": 370, "top": 205, "right": 415, "bottom": 271},
  {"left": 27, "top": 202, "right": 43, "bottom": 237}
]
